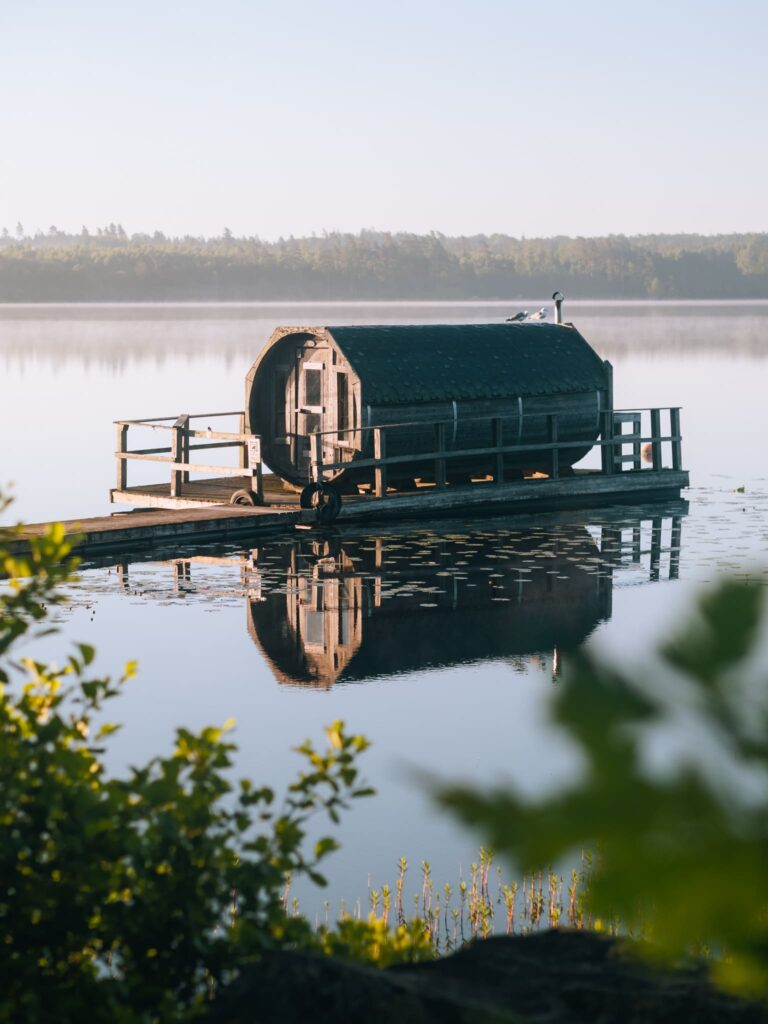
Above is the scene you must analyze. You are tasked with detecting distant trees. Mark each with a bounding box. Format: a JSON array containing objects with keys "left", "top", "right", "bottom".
[{"left": 0, "top": 227, "right": 766, "bottom": 301}]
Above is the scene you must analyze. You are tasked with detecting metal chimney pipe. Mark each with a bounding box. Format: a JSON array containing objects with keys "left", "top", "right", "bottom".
[{"left": 552, "top": 291, "right": 564, "bottom": 324}]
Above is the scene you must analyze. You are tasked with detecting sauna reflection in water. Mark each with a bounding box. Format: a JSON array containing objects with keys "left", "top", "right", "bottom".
[
  {"left": 113, "top": 508, "right": 684, "bottom": 689},
  {"left": 248, "top": 528, "right": 612, "bottom": 687}
]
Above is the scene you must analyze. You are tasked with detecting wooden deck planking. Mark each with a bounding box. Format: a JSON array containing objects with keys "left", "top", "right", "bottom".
[
  {"left": 112, "top": 473, "right": 303, "bottom": 509},
  {"left": 7, "top": 504, "right": 314, "bottom": 557}
]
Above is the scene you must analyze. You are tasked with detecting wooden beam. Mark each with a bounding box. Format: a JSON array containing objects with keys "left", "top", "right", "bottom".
[
  {"left": 248, "top": 434, "right": 264, "bottom": 503},
  {"left": 670, "top": 408, "right": 682, "bottom": 470},
  {"left": 116, "top": 420, "right": 250, "bottom": 441},
  {"left": 373, "top": 428, "right": 387, "bottom": 498},
  {"left": 631, "top": 416, "right": 641, "bottom": 471},
  {"left": 310, "top": 432, "right": 323, "bottom": 484},
  {"left": 614, "top": 452, "right": 650, "bottom": 464},
  {"left": 492, "top": 417, "right": 504, "bottom": 484},
  {"left": 177, "top": 414, "right": 190, "bottom": 484},
  {"left": 239, "top": 413, "right": 247, "bottom": 469},
  {"left": 601, "top": 410, "right": 614, "bottom": 475},
  {"left": 308, "top": 430, "right": 681, "bottom": 476},
  {"left": 604, "top": 360, "right": 614, "bottom": 415},
  {"left": 116, "top": 423, "right": 128, "bottom": 490},
  {"left": 434, "top": 422, "right": 446, "bottom": 489},
  {"left": 187, "top": 441, "right": 243, "bottom": 453},
  {"left": 548, "top": 415, "right": 559, "bottom": 480},
  {"left": 170, "top": 418, "right": 185, "bottom": 497},
  {"left": 116, "top": 455, "right": 254, "bottom": 476},
  {"left": 650, "top": 408, "right": 662, "bottom": 471},
  {"left": 602, "top": 360, "right": 614, "bottom": 476}
]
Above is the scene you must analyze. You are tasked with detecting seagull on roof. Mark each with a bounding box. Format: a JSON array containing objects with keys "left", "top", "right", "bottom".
[
  {"left": 505, "top": 310, "right": 528, "bottom": 322},
  {"left": 527, "top": 308, "right": 547, "bottom": 321}
]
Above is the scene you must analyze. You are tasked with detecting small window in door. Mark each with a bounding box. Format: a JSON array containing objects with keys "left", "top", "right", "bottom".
[{"left": 303, "top": 369, "right": 322, "bottom": 409}]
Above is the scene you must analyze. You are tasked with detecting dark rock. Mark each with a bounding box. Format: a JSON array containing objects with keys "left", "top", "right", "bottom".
[{"left": 207, "top": 931, "right": 768, "bottom": 1024}]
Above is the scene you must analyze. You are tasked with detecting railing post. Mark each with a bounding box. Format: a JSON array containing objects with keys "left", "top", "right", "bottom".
[
  {"left": 650, "top": 408, "right": 662, "bottom": 471},
  {"left": 631, "top": 415, "right": 641, "bottom": 471},
  {"left": 170, "top": 416, "right": 185, "bottom": 497},
  {"left": 116, "top": 423, "right": 128, "bottom": 490},
  {"left": 669, "top": 407, "right": 682, "bottom": 470},
  {"left": 373, "top": 427, "right": 387, "bottom": 498},
  {"left": 492, "top": 417, "right": 504, "bottom": 484},
  {"left": 179, "top": 414, "right": 190, "bottom": 483},
  {"left": 435, "top": 422, "right": 446, "bottom": 489},
  {"left": 239, "top": 413, "right": 247, "bottom": 469},
  {"left": 548, "top": 414, "right": 559, "bottom": 480},
  {"left": 600, "top": 410, "right": 614, "bottom": 475},
  {"left": 310, "top": 432, "right": 323, "bottom": 484},
  {"left": 247, "top": 434, "right": 264, "bottom": 504}
]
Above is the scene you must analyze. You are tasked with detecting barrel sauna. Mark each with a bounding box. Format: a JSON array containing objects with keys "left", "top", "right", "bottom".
[{"left": 245, "top": 322, "right": 610, "bottom": 488}]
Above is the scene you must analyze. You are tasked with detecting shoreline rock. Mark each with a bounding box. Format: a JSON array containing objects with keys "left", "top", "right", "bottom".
[{"left": 207, "top": 930, "right": 768, "bottom": 1023}]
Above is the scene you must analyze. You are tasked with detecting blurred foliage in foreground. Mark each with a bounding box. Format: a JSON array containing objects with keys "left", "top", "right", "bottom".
[
  {"left": 0, "top": 504, "right": 432, "bottom": 1024},
  {"left": 437, "top": 579, "right": 768, "bottom": 995}
]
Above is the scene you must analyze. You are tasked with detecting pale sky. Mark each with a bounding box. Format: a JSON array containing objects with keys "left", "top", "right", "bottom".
[{"left": 1, "top": 0, "right": 766, "bottom": 239}]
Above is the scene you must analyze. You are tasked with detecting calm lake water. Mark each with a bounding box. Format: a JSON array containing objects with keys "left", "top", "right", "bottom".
[{"left": 2, "top": 301, "right": 767, "bottom": 915}]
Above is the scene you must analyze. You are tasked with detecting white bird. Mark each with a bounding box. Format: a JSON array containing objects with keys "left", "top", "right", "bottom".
[
  {"left": 527, "top": 308, "right": 547, "bottom": 321},
  {"left": 505, "top": 310, "right": 528, "bottom": 322}
]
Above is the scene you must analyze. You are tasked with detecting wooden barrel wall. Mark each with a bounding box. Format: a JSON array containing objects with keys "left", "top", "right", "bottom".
[
  {"left": 361, "top": 390, "right": 601, "bottom": 482},
  {"left": 246, "top": 323, "right": 609, "bottom": 488}
]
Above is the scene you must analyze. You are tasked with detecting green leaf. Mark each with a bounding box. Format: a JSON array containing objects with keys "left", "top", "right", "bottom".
[
  {"left": 662, "top": 580, "right": 763, "bottom": 686},
  {"left": 77, "top": 643, "right": 96, "bottom": 667}
]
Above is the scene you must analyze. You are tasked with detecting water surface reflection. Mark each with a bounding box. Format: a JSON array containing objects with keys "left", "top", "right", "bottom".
[{"left": 109, "top": 506, "right": 685, "bottom": 688}]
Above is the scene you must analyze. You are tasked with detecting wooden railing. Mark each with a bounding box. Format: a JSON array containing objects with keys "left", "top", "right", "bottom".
[
  {"left": 114, "top": 411, "right": 264, "bottom": 502},
  {"left": 600, "top": 408, "right": 682, "bottom": 476},
  {"left": 309, "top": 407, "right": 683, "bottom": 498}
]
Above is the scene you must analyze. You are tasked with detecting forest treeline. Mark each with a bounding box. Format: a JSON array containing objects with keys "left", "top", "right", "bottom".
[{"left": 1, "top": 225, "right": 767, "bottom": 301}]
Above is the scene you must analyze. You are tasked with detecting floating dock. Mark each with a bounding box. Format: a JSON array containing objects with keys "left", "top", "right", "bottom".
[
  {"left": 3, "top": 311, "right": 691, "bottom": 561},
  {"left": 9, "top": 501, "right": 308, "bottom": 558},
  {"left": 11, "top": 466, "right": 688, "bottom": 559}
]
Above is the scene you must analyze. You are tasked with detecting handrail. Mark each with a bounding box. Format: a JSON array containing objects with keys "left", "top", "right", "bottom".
[
  {"left": 114, "top": 411, "right": 263, "bottom": 502},
  {"left": 303, "top": 406, "right": 683, "bottom": 441},
  {"left": 309, "top": 406, "right": 683, "bottom": 497},
  {"left": 113, "top": 405, "right": 683, "bottom": 506},
  {"left": 314, "top": 433, "right": 683, "bottom": 474},
  {"left": 612, "top": 406, "right": 681, "bottom": 413},
  {"left": 114, "top": 410, "right": 244, "bottom": 425},
  {"left": 115, "top": 420, "right": 247, "bottom": 441}
]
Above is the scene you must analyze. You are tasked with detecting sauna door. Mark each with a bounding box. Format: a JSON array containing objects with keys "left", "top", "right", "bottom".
[{"left": 294, "top": 347, "right": 332, "bottom": 478}]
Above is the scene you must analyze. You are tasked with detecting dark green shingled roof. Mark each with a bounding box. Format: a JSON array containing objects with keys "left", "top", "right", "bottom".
[{"left": 326, "top": 323, "right": 607, "bottom": 405}]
